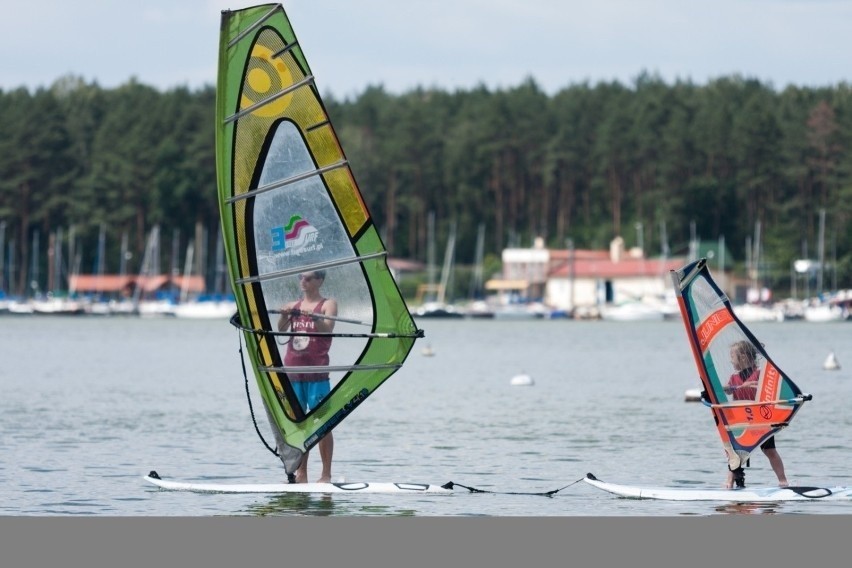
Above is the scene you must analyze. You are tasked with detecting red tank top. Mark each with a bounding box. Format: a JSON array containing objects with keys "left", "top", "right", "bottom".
[
  {"left": 728, "top": 368, "right": 758, "bottom": 400},
  {"left": 284, "top": 299, "right": 332, "bottom": 382}
]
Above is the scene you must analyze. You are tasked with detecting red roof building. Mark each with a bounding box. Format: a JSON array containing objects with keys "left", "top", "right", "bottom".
[
  {"left": 487, "top": 236, "right": 692, "bottom": 313},
  {"left": 69, "top": 274, "right": 206, "bottom": 295}
]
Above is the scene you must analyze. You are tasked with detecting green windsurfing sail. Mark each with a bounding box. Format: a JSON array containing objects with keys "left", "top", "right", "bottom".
[{"left": 216, "top": 4, "right": 423, "bottom": 476}]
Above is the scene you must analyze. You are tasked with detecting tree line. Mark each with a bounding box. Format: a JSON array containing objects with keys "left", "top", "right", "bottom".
[{"left": 1, "top": 72, "right": 850, "bottom": 298}]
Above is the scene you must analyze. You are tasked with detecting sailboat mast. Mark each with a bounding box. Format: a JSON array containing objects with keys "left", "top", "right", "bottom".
[
  {"left": 119, "top": 231, "right": 129, "bottom": 278},
  {"left": 0, "top": 220, "right": 5, "bottom": 294},
  {"left": 426, "top": 212, "right": 436, "bottom": 301},
  {"left": 752, "top": 220, "right": 761, "bottom": 297},
  {"left": 817, "top": 208, "right": 825, "bottom": 296},
  {"left": 180, "top": 240, "right": 195, "bottom": 304},
  {"left": 468, "top": 223, "right": 485, "bottom": 300},
  {"left": 437, "top": 222, "right": 456, "bottom": 305},
  {"left": 30, "top": 230, "right": 40, "bottom": 297}
]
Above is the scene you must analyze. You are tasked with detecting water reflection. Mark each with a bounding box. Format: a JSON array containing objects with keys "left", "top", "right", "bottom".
[
  {"left": 714, "top": 502, "right": 781, "bottom": 515},
  {"left": 242, "top": 493, "right": 418, "bottom": 517},
  {"left": 244, "top": 493, "right": 337, "bottom": 516}
]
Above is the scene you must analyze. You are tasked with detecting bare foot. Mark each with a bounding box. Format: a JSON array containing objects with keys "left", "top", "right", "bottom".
[
  {"left": 317, "top": 476, "right": 331, "bottom": 484},
  {"left": 294, "top": 473, "right": 308, "bottom": 484}
]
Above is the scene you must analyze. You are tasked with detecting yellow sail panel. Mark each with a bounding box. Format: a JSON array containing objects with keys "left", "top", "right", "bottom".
[{"left": 323, "top": 168, "right": 369, "bottom": 235}]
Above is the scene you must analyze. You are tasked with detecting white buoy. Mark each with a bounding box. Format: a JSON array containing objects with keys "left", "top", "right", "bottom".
[
  {"left": 823, "top": 350, "right": 840, "bottom": 370},
  {"left": 510, "top": 373, "right": 534, "bottom": 386},
  {"left": 421, "top": 344, "right": 435, "bottom": 357},
  {"left": 684, "top": 388, "right": 703, "bottom": 402}
]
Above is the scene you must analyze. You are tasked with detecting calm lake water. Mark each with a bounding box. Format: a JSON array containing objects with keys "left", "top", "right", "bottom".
[{"left": 1, "top": 315, "right": 851, "bottom": 516}]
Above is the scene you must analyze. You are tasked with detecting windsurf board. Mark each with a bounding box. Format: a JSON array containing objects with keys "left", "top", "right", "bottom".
[
  {"left": 583, "top": 473, "right": 852, "bottom": 502},
  {"left": 144, "top": 472, "right": 452, "bottom": 494}
]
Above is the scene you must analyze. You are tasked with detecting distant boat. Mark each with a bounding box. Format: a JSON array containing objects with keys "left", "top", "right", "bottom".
[
  {"left": 31, "top": 295, "right": 85, "bottom": 316},
  {"left": 684, "top": 388, "right": 703, "bottom": 402},
  {"left": 491, "top": 303, "right": 546, "bottom": 320},
  {"left": 732, "top": 303, "right": 785, "bottom": 323},
  {"left": 823, "top": 351, "right": 840, "bottom": 371},
  {"left": 413, "top": 215, "right": 461, "bottom": 318},
  {"left": 803, "top": 303, "right": 844, "bottom": 323},
  {"left": 173, "top": 297, "right": 237, "bottom": 319},
  {"left": 600, "top": 301, "right": 665, "bottom": 322},
  {"left": 5, "top": 298, "right": 34, "bottom": 315},
  {"left": 413, "top": 301, "right": 464, "bottom": 319},
  {"left": 463, "top": 300, "right": 495, "bottom": 319},
  {"left": 510, "top": 373, "right": 534, "bottom": 386}
]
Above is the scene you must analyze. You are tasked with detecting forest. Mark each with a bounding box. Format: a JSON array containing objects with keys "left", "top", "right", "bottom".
[{"left": 1, "top": 72, "right": 850, "bottom": 299}]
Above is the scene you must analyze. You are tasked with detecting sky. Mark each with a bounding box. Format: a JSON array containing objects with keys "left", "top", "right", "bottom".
[{"left": 2, "top": 0, "right": 851, "bottom": 99}]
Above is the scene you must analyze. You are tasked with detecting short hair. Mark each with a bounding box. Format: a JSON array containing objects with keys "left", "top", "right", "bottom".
[{"left": 313, "top": 270, "right": 326, "bottom": 280}]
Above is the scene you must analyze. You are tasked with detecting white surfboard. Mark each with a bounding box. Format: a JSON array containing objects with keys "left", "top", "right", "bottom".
[
  {"left": 144, "top": 473, "right": 452, "bottom": 494},
  {"left": 583, "top": 473, "right": 852, "bottom": 502}
]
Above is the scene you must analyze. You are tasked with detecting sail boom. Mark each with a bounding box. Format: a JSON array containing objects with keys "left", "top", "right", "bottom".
[
  {"left": 272, "top": 331, "right": 422, "bottom": 339},
  {"left": 268, "top": 310, "right": 372, "bottom": 326},
  {"left": 235, "top": 252, "right": 386, "bottom": 285},
  {"left": 233, "top": 322, "right": 420, "bottom": 339},
  {"left": 705, "top": 396, "right": 810, "bottom": 409},
  {"left": 722, "top": 422, "right": 790, "bottom": 432},
  {"left": 225, "top": 159, "right": 348, "bottom": 204},
  {"left": 261, "top": 363, "right": 403, "bottom": 373}
]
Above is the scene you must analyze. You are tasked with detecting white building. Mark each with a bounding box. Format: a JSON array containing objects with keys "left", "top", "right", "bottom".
[{"left": 488, "top": 236, "right": 689, "bottom": 316}]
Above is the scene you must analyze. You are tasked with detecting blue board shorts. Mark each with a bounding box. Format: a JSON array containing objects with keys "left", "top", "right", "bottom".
[{"left": 292, "top": 380, "right": 330, "bottom": 411}]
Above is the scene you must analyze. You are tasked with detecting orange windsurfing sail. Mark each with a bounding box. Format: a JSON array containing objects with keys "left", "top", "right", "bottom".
[{"left": 671, "top": 258, "right": 811, "bottom": 471}]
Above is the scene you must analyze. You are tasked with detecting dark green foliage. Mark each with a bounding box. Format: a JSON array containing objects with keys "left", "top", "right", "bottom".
[{"left": 2, "top": 73, "right": 852, "bottom": 297}]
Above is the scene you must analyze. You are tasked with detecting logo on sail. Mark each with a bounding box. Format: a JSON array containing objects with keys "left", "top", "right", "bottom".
[{"left": 271, "top": 214, "right": 321, "bottom": 255}]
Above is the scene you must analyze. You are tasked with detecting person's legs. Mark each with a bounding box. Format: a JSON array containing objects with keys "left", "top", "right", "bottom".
[
  {"left": 294, "top": 450, "right": 310, "bottom": 483},
  {"left": 760, "top": 437, "right": 787, "bottom": 486},
  {"left": 291, "top": 382, "right": 311, "bottom": 483},
  {"left": 763, "top": 447, "right": 788, "bottom": 486},
  {"left": 303, "top": 380, "right": 334, "bottom": 483},
  {"left": 726, "top": 466, "right": 745, "bottom": 489},
  {"left": 317, "top": 433, "right": 333, "bottom": 483}
]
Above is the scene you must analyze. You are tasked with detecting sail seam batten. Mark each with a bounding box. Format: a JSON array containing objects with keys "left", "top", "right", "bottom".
[
  {"left": 226, "top": 5, "right": 280, "bottom": 49},
  {"left": 236, "top": 252, "right": 386, "bottom": 285},
  {"left": 272, "top": 41, "right": 299, "bottom": 59},
  {"left": 224, "top": 76, "right": 315, "bottom": 124},
  {"left": 228, "top": 5, "right": 278, "bottom": 49},
  {"left": 306, "top": 120, "right": 330, "bottom": 133},
  {"left": 226, "top": 160, "right": 349, "bottom": 203}
]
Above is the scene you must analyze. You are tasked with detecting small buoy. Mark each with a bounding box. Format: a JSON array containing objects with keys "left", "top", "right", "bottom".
[
  {"left": 421, "top": 344, "right": 435, "bottom": 357},
  {"left": 823, "top": 351, "right": 840, "bottom": 370},
  {"left": 684, "top": 388, "right": 703, "bottom": 402},
  {"left": 510, "top": 373, "right": 534, "bottom": 386}
]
